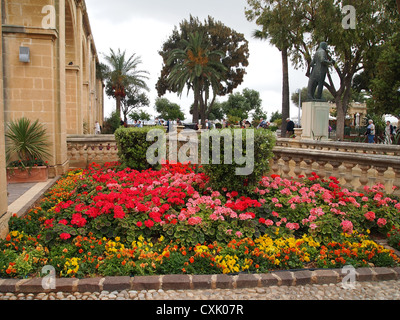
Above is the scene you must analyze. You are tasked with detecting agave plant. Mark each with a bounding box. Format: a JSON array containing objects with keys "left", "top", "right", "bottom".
[{"left": 5, "top": 117, "right": 51, "bottom": 168}]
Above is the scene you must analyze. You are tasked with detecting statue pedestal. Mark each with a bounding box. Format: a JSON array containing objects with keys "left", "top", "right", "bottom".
[{"left": 301, "top": 101, "right": 330, "bottom": 140}]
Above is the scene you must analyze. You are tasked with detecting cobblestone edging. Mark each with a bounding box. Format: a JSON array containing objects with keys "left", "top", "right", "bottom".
[{"left": 1, "top": 267, "right": 400, "bottom": 294}]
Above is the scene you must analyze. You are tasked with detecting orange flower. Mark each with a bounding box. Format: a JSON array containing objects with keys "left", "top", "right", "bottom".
[{"left": 189, "top": 257, "right": 195, "bottom": 264}]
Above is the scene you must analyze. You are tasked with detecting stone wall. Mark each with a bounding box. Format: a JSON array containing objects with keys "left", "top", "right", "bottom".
[
  {"left": 271, "top": 138, "right": 400, "bottom": 196},
  {"left": 0, "top": 5, "right": 10, "bottom": 239},
  {"left": 67, "top": 135, "right": 119, "bottom": 169},
  {"left": 1, "top": 0, "right": 104, "bottom": 178}
]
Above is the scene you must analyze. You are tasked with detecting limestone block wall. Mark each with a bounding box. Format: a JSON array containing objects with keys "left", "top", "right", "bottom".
[
  {"left": 2, "top": 0, "right": 104, "bottom": 178},
  {"left": 0, "top": 5, "right": 10, "bottom": 239}
]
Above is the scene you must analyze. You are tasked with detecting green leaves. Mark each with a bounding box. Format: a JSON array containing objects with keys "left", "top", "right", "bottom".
[
  {"left": 114, "top": 126, "right": 164, "bottom": 171},
  {"left": 202, "top": 128, "right": 276, "bottom": 195},
  {"left": 5, "top": 117, "right": 51, "bottom": 165}
]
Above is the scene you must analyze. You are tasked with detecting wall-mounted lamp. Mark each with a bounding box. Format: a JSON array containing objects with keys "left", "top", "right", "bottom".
[{"left": 19, "top": 47, "right": 30, "bottom": 63}]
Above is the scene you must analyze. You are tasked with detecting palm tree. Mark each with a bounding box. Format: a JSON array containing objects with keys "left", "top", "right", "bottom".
[
  {"left": 246, "top": 0, "right": 305, "bottom": 137},
  {"left": 102, "top": 48, "right": 149, "bottom": 115},
  {"left": 167, "top": 32, "right": 227, "bottom": 128}
]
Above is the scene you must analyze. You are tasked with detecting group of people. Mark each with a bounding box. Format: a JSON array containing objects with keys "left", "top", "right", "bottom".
[{"left": 365, "top": 120, "right": 398, "bottom": 144}]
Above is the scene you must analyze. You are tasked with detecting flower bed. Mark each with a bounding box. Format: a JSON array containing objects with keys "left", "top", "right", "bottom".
[{"left": 1, "top": 162, "right": 400, "bottom": 279}]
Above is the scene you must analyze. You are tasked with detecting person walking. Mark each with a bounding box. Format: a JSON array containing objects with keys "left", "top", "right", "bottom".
[
  {"left": 286, "top": 118, "right": 295, "bottom": 138},
  {"left": 365, "top": 119, "right": 376, "bottom": 144},
  {"left": 94, "top": 121, "right": 101, "bottom": 135},
  {"left": 384, "top": 121, "right": 394, "bottom": 145}
]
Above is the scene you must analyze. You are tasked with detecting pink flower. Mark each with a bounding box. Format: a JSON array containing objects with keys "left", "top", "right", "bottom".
[
  {"left": 286, "top": 223, "right": 300, "bottom": 230},
  {"left": 188, "top": 216, "right": 202, "bottom": 226},
  {"left": 60, "top": 233, "right": 71, "bottom": 240},
  {"left": 340, "top": 220, "right": 353, "bottom": 234},
  {"left": 377, "top": 218, "right": 387, "bottom": 227},
  {"left": 235, "top": 231, "right": 243, "bottom": 238},
  {"left": 178, "top": 213, "right": 187, "bottom": 221},
  {"left": 272, "top": 211, "right": 279, "bottom": 218},
  {"left": 265, "top": 219, "right": 274, "bottom": 226},
  {"left": 310, "top": 223, "right": 318, "bottom": 230},
  {"left": 364, "top": 211, "right": 375, "bottom": 221}
]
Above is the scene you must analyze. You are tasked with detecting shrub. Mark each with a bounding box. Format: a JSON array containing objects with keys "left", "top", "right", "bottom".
[
  {"left": 5, "top": 117, "right": 51, "bottom": 168},
  {"left": 114, "top": 126, "right": 164, "bottom": 171},
  {"left": 201, "top": 128, "right": 276, "bottom": 195}
]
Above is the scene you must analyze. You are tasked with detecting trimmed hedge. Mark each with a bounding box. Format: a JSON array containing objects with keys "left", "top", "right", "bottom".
[
  {"left": 114, "top": 126, "right": 165, "bottom": 171},
  {"left": 201, "top": 128, "right": 276, "bottom": 194}
]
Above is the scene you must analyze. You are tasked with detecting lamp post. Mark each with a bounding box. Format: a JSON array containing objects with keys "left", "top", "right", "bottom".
[{"left": 297, "top": 88, "right": 302, "bottom": 127}]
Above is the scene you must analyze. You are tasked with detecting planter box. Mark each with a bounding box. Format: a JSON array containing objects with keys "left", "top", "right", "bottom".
[{"left": 7, "top": 166, "right": 48, "bottom": 184}]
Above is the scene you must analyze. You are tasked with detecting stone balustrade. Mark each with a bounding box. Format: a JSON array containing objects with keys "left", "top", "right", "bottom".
[
  {"left": 67, "top": 135, "right": 119, "bottom": 169},
  {"left": 271, "top": 138, "right": 400, "bottom": 196},
  {"left": 67, "top": 134, "right": 400, "bottom": 196}
]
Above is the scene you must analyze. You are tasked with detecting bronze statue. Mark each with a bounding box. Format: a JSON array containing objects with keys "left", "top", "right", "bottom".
[{"left": 307, "top": 42, "right": 332, "bottom": 101}]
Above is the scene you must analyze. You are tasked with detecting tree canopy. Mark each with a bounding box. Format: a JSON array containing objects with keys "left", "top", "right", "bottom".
[
  {"left": 221, "top": 88, "right": 264, "bottom": 120},
  {"left": 156, "top": 16, "right": 249, "bottom": 127},
  {"left": 246, "top": 0, "right": 400, "bottom": 140},
  {"left": 102, "top": 48, "right": 149, "bottom": 115},
  {"left": 155, "top": 98, "right": 186, "bottom": 121}
]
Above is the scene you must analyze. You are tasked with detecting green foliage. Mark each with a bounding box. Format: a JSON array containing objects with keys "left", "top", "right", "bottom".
[
  {"left": 5, "top": 117, "right": 51, "bottom": 166},
  {"left": 114, "top": 126, "right": 164, "bottom": 171},
  {"left": 246, "top": 0, "right": 400, "bottom": 140},
  {"left": 102, "top": 48, "right": 149, "bottom": 114},
  {"left": 102, "top": 111, "right": 123, "bottom": 134},
  {"left": 201, "top": 128, "right": 276, "bottom": 195},
  {"left": 129, "top": 109, "right": 151, "bottom": 122},
  {"left": 155, "top": 97, "right": 185, "bottom": 121},
  {"left": 368, "top": 33, "right": 400, "bottom": 118},
  {"left": 221, "top": 88, "right": 263, "bottom": 120},
  {"left": 157, "top": 15, "right": 249, "bottom": 125}
]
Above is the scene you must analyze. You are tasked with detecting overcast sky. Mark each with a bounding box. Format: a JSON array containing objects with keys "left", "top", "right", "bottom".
[{"left": 85, "top": 0, "right": 307, "bottom": 121}]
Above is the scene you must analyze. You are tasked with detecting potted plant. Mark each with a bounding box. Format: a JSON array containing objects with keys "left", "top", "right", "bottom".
[{"left": 5, "top": 117, "right": 51, "bottom": 184}]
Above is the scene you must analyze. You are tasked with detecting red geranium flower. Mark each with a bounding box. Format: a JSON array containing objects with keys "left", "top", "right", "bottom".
[{"left": 60, "top": 233, "right": 71, "bottom": 240}]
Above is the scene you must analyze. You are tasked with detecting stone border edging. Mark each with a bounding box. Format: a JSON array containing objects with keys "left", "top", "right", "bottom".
[{"left": 1, "top": 267, "right": 400, "bottom": 294}]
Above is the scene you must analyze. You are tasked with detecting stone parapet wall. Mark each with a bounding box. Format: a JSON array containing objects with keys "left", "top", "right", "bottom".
[
  {"left": 272, "top": 139, "right": 400, "bottom": 196},
  {"left": 67, "top": 135, "right": 119, "bottom": 169}
]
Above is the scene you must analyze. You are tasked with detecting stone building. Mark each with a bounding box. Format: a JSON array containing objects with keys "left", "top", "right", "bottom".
[{"left": 0, "top": 0, "right": 104, "bottom": 238}]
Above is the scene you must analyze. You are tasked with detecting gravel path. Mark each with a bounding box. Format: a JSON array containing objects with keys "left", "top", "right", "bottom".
[{"left": 1, "top": 280, "right": 400, "bottom": 300}]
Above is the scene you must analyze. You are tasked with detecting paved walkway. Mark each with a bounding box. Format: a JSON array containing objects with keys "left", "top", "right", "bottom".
[
  {"left": 7, "top": 178, "right": 59, "bottom": 217},
  {"left": 1, "top": 280, "right": 400, "bottom": 300}
]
